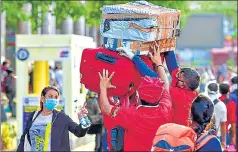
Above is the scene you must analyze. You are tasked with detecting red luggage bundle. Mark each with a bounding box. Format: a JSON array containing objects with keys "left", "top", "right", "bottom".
[{"left": 80, "top": 47, "right": 142, "bottom": 97}]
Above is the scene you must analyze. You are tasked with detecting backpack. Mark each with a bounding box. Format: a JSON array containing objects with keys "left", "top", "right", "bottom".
[{"left": 151, "top": 123, "right": 216, "bottom": 152}]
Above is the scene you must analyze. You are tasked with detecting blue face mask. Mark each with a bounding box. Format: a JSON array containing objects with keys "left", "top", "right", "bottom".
[{"left": 44, "top": 98, "right": 58, "bottom": 111}]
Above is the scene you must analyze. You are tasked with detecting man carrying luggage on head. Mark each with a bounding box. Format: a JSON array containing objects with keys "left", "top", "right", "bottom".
[
  {"left": 118, "top": 46, "right": 200, "bottom": 126},
  {"left": 98, "top": 47, "right": 172, "bottom": 151}
]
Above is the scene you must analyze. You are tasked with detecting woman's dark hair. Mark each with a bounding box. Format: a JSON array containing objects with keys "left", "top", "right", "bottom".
[
  {"left": 40, "top": 86, "right": 60, "bottom": 111},
  {"left": 191, "top": 94, "right": 214, "bottom": 135}
]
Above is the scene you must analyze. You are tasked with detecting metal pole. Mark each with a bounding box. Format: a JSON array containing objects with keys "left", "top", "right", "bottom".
[
  {"left": 61, "top": 16, "right": 74, "bottom": 34},
  {"left": 37, "top": 6, "right": 41, "bottom": 34},
  {"left": 85, "top": 24, "right": 90, "bottom": 37},
  {"left": 51, "top": 2, "right": 56, "bottom": 34},
  {"left": 74, "top": 16, "right": 85, "bottom": 35},
  {"left": 41, "top": 10, "right": 52, "bottom": 34},
  {"left": 19, "top": 3, "right": 32, "bottom": 34},
  {"left": 1, "top": 11, "right": 6, "bottom": 58}
]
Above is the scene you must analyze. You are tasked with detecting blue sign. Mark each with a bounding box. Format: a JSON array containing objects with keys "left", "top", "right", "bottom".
[
  {"left": 17, "top": 48, "right": 29, "bottom": 61},
  {"left": 60, "top": 50, "right": 69, "bottom": 58}
]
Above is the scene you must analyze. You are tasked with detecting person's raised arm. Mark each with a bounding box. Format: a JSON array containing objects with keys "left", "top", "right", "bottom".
[
  {"left": 164, "top": 51, "right": 179, "bottom": 75},
  {"left": 148, "top": 46, "right": 169, "bottom": 91},
  {"left": 117, "top": 47, "right": 158, "bottom": 78},
  {"left": 98, "top": 69, "right": 116, "bottom": 116}
]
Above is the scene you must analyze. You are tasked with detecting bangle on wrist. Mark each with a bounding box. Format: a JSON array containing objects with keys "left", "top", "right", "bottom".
[{"left": 156, "top": 64, "right": 163, "bottom": 68}]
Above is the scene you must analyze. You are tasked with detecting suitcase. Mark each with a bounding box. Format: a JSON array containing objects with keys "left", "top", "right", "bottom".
[
  {"left": 100, "top": 1, "right": 181, "bottom": 42},
  {"left": 80, "top": 47, "right": 142, "bottom": 97},
  {"left": 103, "top": 37, "right": 176, "bottom": 55}
]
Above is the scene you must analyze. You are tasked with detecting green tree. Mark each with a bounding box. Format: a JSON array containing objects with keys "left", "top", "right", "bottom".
[
  {"left": 53, "top": 1, "right": 84, "bottom": 28},
  {"left": 1, "top": 1, "right": 52, "bottom": 33},
  {"left": 2, "top": 1, "right": 27, "bottom": 31},
  {"left": 1, "top": 1, "right": 84, "bottom": 33}
]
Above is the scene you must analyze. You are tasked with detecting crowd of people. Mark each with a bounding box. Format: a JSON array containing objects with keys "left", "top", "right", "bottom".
[
  {"left": 1, "top": 59, "right": 16, "bottom": 119},
  {"left": 1, "top": 47, "right": 237, "bottom": 151},
  {"left": 90, "top": 46, "right": 237, "bottom": 151}
]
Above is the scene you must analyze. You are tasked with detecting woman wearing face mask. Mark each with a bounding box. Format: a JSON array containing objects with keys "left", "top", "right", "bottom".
[{"left": 17, "top": 86, "right": 90, "bottom": 151}]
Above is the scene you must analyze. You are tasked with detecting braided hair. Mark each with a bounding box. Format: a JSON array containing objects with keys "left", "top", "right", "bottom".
[{"left": 191, "top": 94, "right": 214, "bottom": 136}]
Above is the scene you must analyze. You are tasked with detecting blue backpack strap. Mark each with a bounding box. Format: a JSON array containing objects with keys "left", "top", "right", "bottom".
[
  {"left": 223, "top": 99, "right": 230, "bottom": 105},
  {"left": 195, "top": 129, "right": 216, "bottom": 150},
  {"left": 213, "top": 99, "right": 220, "bottom": 105}
]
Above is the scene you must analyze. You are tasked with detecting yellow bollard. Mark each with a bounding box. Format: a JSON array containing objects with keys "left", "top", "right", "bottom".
[
  {"left": 45, "top": 62, "right": 49, "bottom": 86},
  {"left": 33, "top": 61, "right": 47, "bottom": 95},
  {"left": 81, "top": 84, "right": 86, "bottom": 94}
]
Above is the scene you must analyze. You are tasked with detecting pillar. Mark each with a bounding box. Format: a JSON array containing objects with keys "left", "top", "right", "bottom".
[{"left": 33, "top": 62, "right": 47, "bottom": 94}]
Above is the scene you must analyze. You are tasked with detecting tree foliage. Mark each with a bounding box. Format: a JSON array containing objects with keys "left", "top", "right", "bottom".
[
  {"left": 54, "top": 1, "right": 84, "bottom": 28},
  {"left": 2, "top": 1, "right": 52, "bottom": 32}
]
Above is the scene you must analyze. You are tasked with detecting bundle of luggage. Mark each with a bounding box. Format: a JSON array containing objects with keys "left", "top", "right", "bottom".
[{"left": 80, "top": 1, "right": 181, "bottom": 96}]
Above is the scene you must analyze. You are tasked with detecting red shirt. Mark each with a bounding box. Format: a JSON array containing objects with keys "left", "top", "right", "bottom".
[
  {"left": 102, "top": 97, "right": 130, "bottom": 150},
  {"left": 170, "top": 68, "right": 198, "bottom": 126},
  {"left": 219, "top": 95, "right": 236, "bottom": 132},
  {"left": 110, "top": 89, "right": 172, "bottom": 151}
]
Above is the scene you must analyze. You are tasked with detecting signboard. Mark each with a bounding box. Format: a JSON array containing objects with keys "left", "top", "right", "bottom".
[
  {"left": 22, "top": 96, "right": 40, "bottom": 133},
  {"left": 22, "top": 96, "right": 65, "bottom": 132},
  {"left": 177, "top": 14, "right": 224, "bottom": 49},
  {"left": 17, "top": 48, "right": 30, "bottom": 61},
  {"left": 59, "top": 49, "right": 70, "bottom": 59}
]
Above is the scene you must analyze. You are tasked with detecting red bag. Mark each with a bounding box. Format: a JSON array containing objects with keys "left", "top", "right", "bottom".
[{"left": 80, "top": 47, "right": 142, "bottom": 97}]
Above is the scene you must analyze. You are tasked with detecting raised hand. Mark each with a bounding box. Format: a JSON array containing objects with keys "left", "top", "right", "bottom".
[
  {"left": 148, "top": 42, "right": 162, "bottom": 66},
  {"left": 98, "top": 69, "right": 116, "bottom": 91}
]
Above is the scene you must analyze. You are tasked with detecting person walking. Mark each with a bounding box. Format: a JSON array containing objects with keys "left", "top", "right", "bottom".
[
  {"left": 17, "top": 86, "right": 90, "bottom": 151},
  {"left": 207, "top": 82, "right": 227, "bottom": 149},
  {"left": 4, "top": 68, "right": 16, "bottom": 117},
  {"left": 85, "top": 90, "right": 104, "bottom": 152}
]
